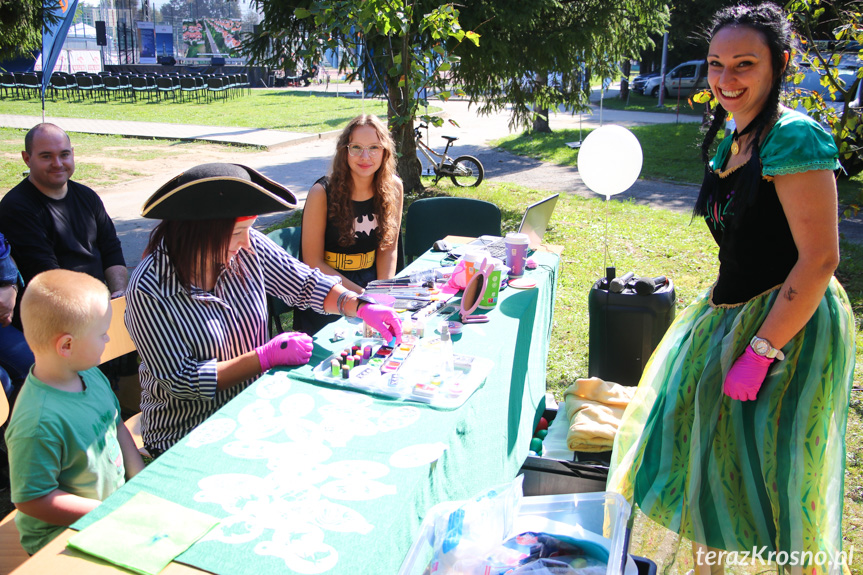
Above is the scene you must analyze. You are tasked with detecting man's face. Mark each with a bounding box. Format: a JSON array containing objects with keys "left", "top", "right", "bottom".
[{"left": 22, "top": 129, "right": 75, "bottom": 194}]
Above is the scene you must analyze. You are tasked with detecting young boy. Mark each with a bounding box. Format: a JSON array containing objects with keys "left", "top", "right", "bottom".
[{"left": 5, "top": 269, "right": 144, "bottom": 554}]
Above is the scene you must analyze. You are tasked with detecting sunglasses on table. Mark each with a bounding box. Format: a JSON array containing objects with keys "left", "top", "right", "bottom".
[{"left": 347, "top": 144, "right": 384, "bottom": 157}]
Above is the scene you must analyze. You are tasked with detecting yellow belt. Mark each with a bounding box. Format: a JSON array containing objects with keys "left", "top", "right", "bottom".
[{"left": 324, "top": 250, "right": 376, "bottom": 272}]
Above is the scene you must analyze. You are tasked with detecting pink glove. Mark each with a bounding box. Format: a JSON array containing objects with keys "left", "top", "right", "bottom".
[
  {"left": 723, "top": 346, "right": 773, "bottom": 401},
  {"left": 357, "top": 304, "right": 402, "bottom": 344},
  {"left": 256, "top": 332, "right": 314, "bottom": 371}
]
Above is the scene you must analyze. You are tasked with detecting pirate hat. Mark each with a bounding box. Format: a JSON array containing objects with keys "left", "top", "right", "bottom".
[{"left": 141, "top": 163, "right": 297, "bottom": 220}]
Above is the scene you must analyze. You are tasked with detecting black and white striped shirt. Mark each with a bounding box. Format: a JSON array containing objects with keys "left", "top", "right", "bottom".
[{"left": 124, "top": 228, "right": 337, "bottom": 453}]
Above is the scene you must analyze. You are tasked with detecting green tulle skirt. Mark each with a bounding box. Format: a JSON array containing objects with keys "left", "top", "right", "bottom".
[{"left": 608, "top": 278, "right": 855, "bottom": 570}]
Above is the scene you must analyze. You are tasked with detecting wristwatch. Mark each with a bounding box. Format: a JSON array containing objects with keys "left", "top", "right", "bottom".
[{"left": 750, "top": 336, "right": 785, "bottom": 361}]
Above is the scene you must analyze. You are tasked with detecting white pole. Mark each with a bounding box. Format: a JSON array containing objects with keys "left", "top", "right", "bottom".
[{"left": 658, "top": 32, "right": 668, "bottom": 107}]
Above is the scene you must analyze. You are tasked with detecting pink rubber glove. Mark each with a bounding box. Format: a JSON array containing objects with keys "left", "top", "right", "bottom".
[
  {"left": 357, "top": 304, "right": 403, "bottom": 344},
  {"left": 723, "top": 346, "right": 773, "bottom": 401},
  {"left": 256, "top": 332, "right": 314, "bottom": 371}
]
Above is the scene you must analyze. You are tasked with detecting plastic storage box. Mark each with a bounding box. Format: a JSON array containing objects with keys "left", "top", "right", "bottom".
[{"left": 399, "top": 491, "right": 633, "bottom": 575}]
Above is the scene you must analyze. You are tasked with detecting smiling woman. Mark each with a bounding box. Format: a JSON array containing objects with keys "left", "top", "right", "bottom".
[
  {"left": 295, "top": 114, "right": 404, "bottom": 335},
  {"left": 608, "top": 4, "right": 856, "bottom": 574}
]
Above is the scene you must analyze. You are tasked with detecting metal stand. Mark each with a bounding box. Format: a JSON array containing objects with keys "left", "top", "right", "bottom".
[{"left": 565, "top": 112, "right": 583, "bottom": 149}]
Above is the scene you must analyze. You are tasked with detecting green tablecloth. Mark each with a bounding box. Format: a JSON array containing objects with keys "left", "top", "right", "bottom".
[{"left": 73, "top": 250, "right": 560, "bottom": 575}]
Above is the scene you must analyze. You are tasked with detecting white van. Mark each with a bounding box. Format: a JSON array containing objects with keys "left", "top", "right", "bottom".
[{"left": 644, "top": 60, "right": 709, "bottom": 98}]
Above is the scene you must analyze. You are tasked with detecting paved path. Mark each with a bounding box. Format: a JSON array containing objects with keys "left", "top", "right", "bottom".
[
  {"left": 1, "top": 87, "right": 860, "bottom": 265},
  {"left": 0, "top": 114, "right": 325, "bottom": 149}
]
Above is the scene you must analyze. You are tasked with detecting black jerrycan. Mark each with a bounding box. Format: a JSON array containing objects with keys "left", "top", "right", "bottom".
[{"left": 588, "top": 268, "right": 676, "bottom": 386}]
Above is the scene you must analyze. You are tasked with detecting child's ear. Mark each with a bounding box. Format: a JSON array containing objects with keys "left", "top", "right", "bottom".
[{"left": 55, "top": 333, "right": 74, "bottom": 358}]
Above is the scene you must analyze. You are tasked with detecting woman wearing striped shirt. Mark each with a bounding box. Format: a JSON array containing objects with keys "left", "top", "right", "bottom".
[{"left": 125, "top": 163, "right": 401, "bottom": 456}]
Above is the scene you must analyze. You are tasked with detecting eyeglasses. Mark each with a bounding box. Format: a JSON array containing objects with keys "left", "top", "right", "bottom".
[{"left": 347, "top": 144, "right": 383, "bottom": 157}]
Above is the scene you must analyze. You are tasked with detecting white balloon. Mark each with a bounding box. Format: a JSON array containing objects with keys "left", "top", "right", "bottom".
[{"left": 577, "top": 125, "right": 643, "bottom": 198}]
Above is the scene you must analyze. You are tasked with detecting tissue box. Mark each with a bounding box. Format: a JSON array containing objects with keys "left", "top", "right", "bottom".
[{"left": 399, "top": 491, "right": 632, "bottom": 575}]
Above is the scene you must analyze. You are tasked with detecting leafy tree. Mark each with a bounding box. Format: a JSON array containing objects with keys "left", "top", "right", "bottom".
[
  {"left": 785, "top": 0, "right": 862, "bottom": 215},
  {"left": 451, "top": 0, "right": 670, "bottom": 132},
  {"left": 245, "top": 0, "right": 478, "bottom": 192},
  {"left": 0, "top": 0, "right": 60, "bottom": 61},
  {"left": 638, "top": 0, "right": 736, "bottom": 75}
]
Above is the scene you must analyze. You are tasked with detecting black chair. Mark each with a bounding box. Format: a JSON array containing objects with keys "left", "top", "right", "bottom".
[
  {"left": 265, "top": 227, "right": 303, "bottom": 335},
  {"left": 206, "top": 76, "right": 228, "bottom": 102},
  {"left": 16, "top": 73, "right": 39, "bottom": 99},
  {"left": 129, "top": 75, "right": 153, "bottom": 101},
  {"left": 89, "top": 73, "right": 105, "bottom": 101},
  {"left": 155, "top": 76, "right": 178, "bottom": 101},
  {"left": 179, "top": 76, "right": 200, "bottom": 102},
  {"left": 76, "top": 74, "right": 96, "bottom": 99},
  {"left": 0, "top": 72, "right": 18, "bottom": 98},
  {"left": 61, "top": 72, "right": 78, "bottom": 92},
  {"left": 103, "top": 75, "right": 124, "bottom": 101},
  {"left": 404, "top": 197, "right": 502, "bottom": 263}
]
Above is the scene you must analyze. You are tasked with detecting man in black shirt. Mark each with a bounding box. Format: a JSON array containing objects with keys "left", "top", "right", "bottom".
[{"left": 0, "top": 123, "right": 127, "bottom": 297}]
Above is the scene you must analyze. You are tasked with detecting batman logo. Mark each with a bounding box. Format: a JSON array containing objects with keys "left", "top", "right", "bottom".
[{"left": 354, "top": 213, "right": 377, "bottom": 237}]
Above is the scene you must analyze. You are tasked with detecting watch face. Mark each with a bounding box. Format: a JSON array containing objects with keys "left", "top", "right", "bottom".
[{"left": 753, "top": 339, "right": 770, "bottom": 356}]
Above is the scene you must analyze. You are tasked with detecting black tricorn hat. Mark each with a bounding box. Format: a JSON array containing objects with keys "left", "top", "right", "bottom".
[{"left": 141, "top": 163, "right": 297, "bottom": 220}]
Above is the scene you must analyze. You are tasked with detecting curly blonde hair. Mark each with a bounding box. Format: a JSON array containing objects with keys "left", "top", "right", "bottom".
[{"left": 327, "top": 115, "right": 400, "bottom": 249}]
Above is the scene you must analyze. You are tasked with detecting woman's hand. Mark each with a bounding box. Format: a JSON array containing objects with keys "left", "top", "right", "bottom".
[
  {"left": 357, "top": 304, "right": 402, "bottom": 344},
  {"left": 256, "top": 332, "right": 314, "bottom": 371},
  {"left": 723, "top": 347, "right": 773, "bottom": 401}
]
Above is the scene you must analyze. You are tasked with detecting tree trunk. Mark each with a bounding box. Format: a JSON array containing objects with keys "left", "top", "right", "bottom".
[
  {"left": 619, "top": 60, "right": 630, "bottom": 100},
  {"left": 532, "top": 71, "right": 551, "bottom": 133},
  {"left": 387, "top": 81, "right": 423, "bottom": 193},
  {"left": 394, "top": 122, "right": 422, "bottom": 193}
]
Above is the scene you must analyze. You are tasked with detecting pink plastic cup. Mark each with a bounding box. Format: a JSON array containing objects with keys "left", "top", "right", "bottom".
[{"left": 505, "top": 233, "right": 529, "bottom": 278}]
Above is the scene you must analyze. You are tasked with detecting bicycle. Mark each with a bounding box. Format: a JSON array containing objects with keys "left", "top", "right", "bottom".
[{"left": 414, "top": 123, "right": 484, "bottom": 187}]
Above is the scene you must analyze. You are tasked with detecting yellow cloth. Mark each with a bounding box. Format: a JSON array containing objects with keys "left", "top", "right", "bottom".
[{"left": 563, "top": 377, "right": 636, "bottom": 453}]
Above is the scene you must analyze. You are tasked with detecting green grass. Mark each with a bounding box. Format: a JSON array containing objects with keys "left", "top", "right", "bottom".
[
  {"left": 493, "top": 124, "right": 709, "bottom": 184},
  {"left": 0, "top": 127, "right": 256, "bottom": 192},
  {"left": 0, "top": 90, "right": 391, "bottom": 133},
  {"left": 493, "top": 126, "right": 863, "bottom": 205},
  {"left": 601, "top": 89, "right": 708, "bottom": 116}
]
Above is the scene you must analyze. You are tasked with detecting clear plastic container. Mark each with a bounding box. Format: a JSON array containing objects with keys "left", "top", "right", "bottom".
[{"left": 399, "top": 491, "right": 633, "bottom": 575}]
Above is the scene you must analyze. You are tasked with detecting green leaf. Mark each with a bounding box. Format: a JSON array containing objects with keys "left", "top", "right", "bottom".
[
  {"left": 465, "top": 31, "right": 480, "bottom": 47},
  {"left": 438, "top": 62, "right": 451, "bottom": 72},
  {"left": 294, "top": 7, "right": 311, "bottom": 18}
]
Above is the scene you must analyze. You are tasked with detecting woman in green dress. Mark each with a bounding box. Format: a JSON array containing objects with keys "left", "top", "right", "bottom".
[{"left": 608, "top": 4, "right": 855, "bottom": 574}]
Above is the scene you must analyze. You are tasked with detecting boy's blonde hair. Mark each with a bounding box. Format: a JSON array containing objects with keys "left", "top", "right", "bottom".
[{"left": 21, "top": 269, "right": 110, "bottom": 352}]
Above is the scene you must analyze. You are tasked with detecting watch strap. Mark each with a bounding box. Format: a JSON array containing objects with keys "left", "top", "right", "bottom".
[{"left": 749, "top": 336, "right": 785, "bottom": 361}]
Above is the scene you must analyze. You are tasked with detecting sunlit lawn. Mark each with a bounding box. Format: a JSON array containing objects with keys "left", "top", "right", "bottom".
[
  {"left": 0, "top": 89, "right": 391, "bottom": 133},
  {"left": 0, "top": 127, "right": 256, "bottom": 192},
  {"left": 493, "top": 125, "right": 863, "bottom": 209}
]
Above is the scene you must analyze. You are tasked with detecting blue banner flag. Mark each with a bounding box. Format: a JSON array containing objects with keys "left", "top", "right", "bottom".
[{"left": 41, "top": 0, "right": 79, "bottom": 98}]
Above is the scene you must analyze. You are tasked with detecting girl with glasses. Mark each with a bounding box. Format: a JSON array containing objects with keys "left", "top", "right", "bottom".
[{"left": 296, "top": 114, "right": 404, "bottom": 336}]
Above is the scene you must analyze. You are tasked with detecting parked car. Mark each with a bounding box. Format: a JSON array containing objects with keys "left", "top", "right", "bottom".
[
  {"left": 790, "top": 63, "right": 863, "bottom": 176},
  {"left": 644, "top": 60, "right": 709, "bottom": 98},
  {"left": 631, "top": 71, "right": 660, "bottom": 94}
]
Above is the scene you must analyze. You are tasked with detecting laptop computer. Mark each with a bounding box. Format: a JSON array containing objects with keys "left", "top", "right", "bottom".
[{"left": 448, "top": 194, "right": 560, "bottom": 259}]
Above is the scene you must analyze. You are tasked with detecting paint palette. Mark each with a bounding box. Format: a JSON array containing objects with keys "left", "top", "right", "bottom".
[{"left": 312, "top": 338, "right": 493, "bottom": 409}]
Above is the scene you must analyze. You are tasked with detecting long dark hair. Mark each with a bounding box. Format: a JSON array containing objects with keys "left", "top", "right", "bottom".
[
  {"left": 694, "top": 3, "right": 793, "bottom": 217},
  {"left": 145, "top": 218, "right": 236, "bottom": 291},
  {"left": 327, "top": 114, "right": 400, "bottom": 249}
]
